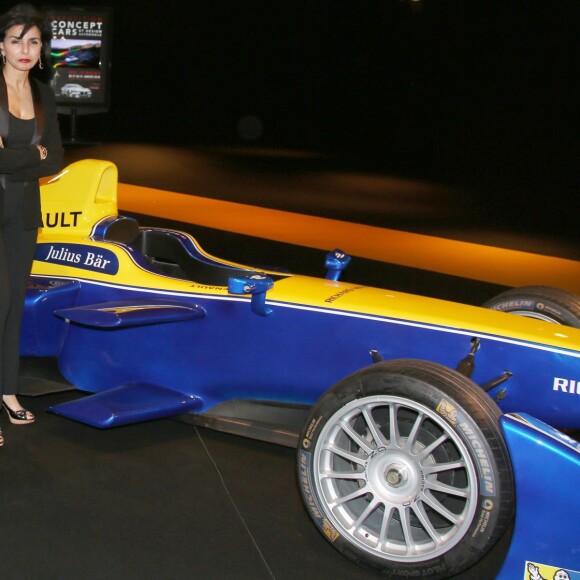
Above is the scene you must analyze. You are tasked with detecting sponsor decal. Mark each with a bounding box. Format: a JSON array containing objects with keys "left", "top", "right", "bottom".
[
  {"left": 324, "top": 286, "right": 363, "bottom": 304},
  {"left": 471, "top": 499, "right": 494, "bottom": 538},
  {"left": 321, "top": 519, "right": 340, "bottom": 542},
  {"left": 304, "top": 416, "right": 323, "bottom": 441},
  {"left": 553, "top": 377, "right": 580, "bottom": 395},
  {"left": 36, "top": 243, "right": 118, "bottom": 275},
  {"left": 190, "top": 284, "right": 226, "bottom": 291},
  {"left": 525, "top": 561, "right": 579, "bottom": 579},
  {"left": 436, "top": 399, "right": 495, "bottom": 496},
  {"left": 436, "top": 400, "right": 458, "bottom": 426},
  {"left": 43, "top": 211, "right": 83, "bottom": 228},
  {"left": 489, "top": 299, "right": 534, "bottom": 311},
  {"left": 298, "top": 450, "right": 340, "bottom": 542}
]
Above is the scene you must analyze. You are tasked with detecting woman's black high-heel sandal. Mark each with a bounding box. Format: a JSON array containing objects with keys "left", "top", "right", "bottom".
[
  {"left": 2, "top": 402, "right": 35, "bottom": 425},
  {"left": 0, "top": 426, "right": 4, "bottom": 447}
]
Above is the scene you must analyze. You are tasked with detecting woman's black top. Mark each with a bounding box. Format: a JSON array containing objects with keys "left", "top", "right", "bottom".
[
  {"left": 1, "top": 113, "right": 36, "bottom": 224},
  {"left": 0, "top": 75, "right": 65, "bottom": 230}
]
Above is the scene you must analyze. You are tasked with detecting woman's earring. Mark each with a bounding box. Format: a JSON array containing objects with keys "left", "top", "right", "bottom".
[
  {"left": 2, "top": 54, "right": 5, "bottom": 65},
  {"left": 38, "top": 55, "right": 43, "bottom": 69}
]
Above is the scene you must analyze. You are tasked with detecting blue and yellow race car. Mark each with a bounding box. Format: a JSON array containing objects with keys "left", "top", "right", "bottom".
[{"left": 22, "top": 160, "right": 580, "bottom": 579}]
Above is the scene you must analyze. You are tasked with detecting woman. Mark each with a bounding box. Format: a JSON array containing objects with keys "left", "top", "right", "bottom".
[{"left": 0, "top": 3, "right": 64, "bottom": 446}]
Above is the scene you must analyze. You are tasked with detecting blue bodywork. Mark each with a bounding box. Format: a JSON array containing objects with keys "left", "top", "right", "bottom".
[
  {"left": 497, "top": 414, "right": 580, "bottom": 578},
  {"left": 23, "top": 268, "right": 580, "bottom": 428}
]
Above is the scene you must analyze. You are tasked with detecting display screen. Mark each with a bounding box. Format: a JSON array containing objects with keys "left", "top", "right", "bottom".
[{"left": 47, "top": 6, "right": 112, "bottom": 110}]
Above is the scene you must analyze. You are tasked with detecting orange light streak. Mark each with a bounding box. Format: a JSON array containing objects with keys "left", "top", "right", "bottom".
[{"left": 118, "top": 183, "right": 580, "bottom": 294}]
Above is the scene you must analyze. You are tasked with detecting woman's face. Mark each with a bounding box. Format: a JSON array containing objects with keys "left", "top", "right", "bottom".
[{"left": 0, "top": 24, "right": 42, "bottom": 72}]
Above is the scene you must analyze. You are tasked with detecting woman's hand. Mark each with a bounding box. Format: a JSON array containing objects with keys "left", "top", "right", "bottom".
[{"left": 37, "top": 144, "right": 47, "bottom": 160}]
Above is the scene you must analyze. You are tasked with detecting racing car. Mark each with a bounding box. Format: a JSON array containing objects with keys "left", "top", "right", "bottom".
[{"left": 22, "top": 160, "right": 580, "bottom": 579}]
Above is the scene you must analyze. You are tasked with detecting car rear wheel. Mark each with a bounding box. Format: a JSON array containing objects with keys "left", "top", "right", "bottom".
[
  {"left": 297, "top": 359, "right": 514, "bottom": 578},
  {"left": 483, "top": 285, "right": 580, "bottom": 327}
]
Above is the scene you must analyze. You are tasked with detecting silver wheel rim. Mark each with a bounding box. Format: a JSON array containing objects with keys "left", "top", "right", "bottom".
[
  {"left": 504, "top": 309, "right": 562, "bottom": 324},
  {"left": 312, "top": 395, "right": 479, "bottom": 563}
]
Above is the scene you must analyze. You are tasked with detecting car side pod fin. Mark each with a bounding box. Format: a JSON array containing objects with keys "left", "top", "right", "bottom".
[
  {"left": 47, "top": 383, "right": 203, "bottom": 428},
  {"left": 228, "top": 273, "right": 274, "bottom": 316},
  {"left": 55, "top": 299, "right": 206, "bottom": 328},
  {"left": 496, "top": 413, "right": 580, "bottom": 579}
]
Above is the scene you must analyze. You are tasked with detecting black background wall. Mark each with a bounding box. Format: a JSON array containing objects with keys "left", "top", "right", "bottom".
[{"left": 43, "top": 0, "right": 578, "bottom": 238}]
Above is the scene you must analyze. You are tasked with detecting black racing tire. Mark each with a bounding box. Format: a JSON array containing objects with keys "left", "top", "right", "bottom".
[
  {"left": 297, "top": 359, "right": 514, "bottom": 579},
  {"left": 483, "top": 285, "right": 580, "bottom": 328}
]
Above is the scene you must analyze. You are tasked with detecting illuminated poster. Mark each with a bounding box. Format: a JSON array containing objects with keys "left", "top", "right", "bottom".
[{"left": 48, "top": 7, "right": 112, "bottom": 110}]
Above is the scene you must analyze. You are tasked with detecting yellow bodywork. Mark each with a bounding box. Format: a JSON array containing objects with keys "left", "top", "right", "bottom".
[{"left": 37, "top": 160, "right": 580, "bottom": 356}]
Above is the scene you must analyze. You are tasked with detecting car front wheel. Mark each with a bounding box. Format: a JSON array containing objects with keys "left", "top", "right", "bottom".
[{"left": 297, "top": 359, "right": 514, "bottom": 578}]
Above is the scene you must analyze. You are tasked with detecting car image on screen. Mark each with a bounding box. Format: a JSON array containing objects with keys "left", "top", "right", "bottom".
[{"left": 60, "top": 83, "right": 92, "bottom": 98}]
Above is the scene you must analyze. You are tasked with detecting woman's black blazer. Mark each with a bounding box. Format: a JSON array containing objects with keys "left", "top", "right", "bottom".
[{"left": 0, "top": 73, "right": 64, "bottom": 229}]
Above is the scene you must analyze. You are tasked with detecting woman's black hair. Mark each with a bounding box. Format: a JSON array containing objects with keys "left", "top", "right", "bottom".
[
  {"left": 0, "top": 2, "right": 52, "bottom": 76},
  {"left": 0, "top": 3, "right": 52, "bottom": 45}
]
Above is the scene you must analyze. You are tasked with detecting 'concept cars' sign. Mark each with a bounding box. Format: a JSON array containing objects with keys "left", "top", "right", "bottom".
[{"left": 47, "top": 6, "right": 113, "bottom": 112}]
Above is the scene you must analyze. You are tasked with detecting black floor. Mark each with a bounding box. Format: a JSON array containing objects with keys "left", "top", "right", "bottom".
[
  {"left": 2, "top": 143, "right": 574, "bottom": 579},
  {"left": 3, "top": 392, "right": 378, "bottom": 580},
  {"left": 2, "top": 391, "right": 512, "bottom": 580}
]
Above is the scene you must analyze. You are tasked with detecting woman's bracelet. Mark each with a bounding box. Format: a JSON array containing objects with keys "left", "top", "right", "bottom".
[{"left": 37, "top": 145, "right": 48, "bottom": 160}]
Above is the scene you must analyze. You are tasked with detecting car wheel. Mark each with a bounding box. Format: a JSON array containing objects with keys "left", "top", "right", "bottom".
[
  {"left": 297, "top": 359, "right": 514, "bottom": 578},
  {"left": 483, "top": 285, "right": 580, "bottom": 327}
]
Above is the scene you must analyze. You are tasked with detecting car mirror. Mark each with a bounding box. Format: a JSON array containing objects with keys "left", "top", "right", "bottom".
[
  {"left": 325, "top": 249, "right": 351, "bottom": 281},
  {"left": 228, "top": 274, "right": 274, "bottom": 316}
]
